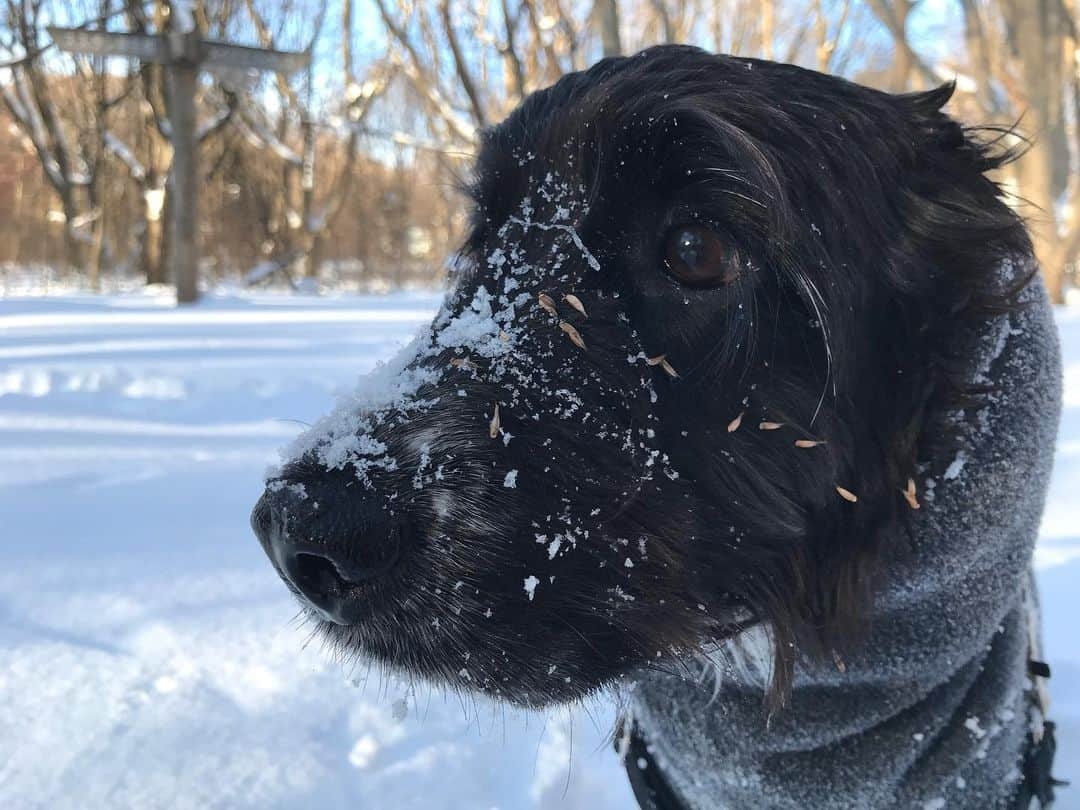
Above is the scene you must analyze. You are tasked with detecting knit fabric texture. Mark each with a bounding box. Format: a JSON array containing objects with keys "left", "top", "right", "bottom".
[{"left": 629, "top": 269, "right": 1063, "bottom": 809}]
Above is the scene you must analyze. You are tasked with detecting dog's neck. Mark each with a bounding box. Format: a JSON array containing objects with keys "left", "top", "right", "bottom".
[{"left": 623, "top": 269, "right": 1061, "bottom": 809}]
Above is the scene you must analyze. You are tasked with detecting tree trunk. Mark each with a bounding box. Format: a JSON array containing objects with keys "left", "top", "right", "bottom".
[
  {"left": 1020, "top": 141, "right": 1063, "bottom": 303},
  {"left": 890, "top": 1, "right": 914, "bottom": 91},
  {"left": 166, "top": 59, "right": 200, "bottom": 303},
  {"left": 1001, "top": 0, "right": 1071, "bottom": 302},
  {"left": 89, "top": 214, "right": 105, "bottom": 292},
  {"left": 595, "top": 0, "right": 621, "bottom": 58},
  {"left": 143, "top": 177, "right": 167, "bottom": 285},
  {"left": 58, "top": 192, "right": 83, "bottom": 273},
  {"left": 156, "top": 183, "right": 171, "bottom": 285},
  {"left": 62, "top": 224, "right": 83, "bottom": 275},
  {"left": 761, "top": 0, "right": 775, "bottom": 60},
  {"left": 307, "top": 231, "right": 325, "bottom": 283}
]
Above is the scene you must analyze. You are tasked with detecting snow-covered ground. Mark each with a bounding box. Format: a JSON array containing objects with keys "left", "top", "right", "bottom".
[{"left": 0, "top": 290, "right": 1076, "bottom": 809}]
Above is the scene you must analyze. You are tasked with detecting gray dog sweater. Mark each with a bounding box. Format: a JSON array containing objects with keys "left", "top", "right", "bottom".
[{"left": 628, "top": 270, "right": 1063, "bottom": 809}]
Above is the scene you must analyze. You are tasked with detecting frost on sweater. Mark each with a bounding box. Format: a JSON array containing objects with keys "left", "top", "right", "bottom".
[{"left": 628, "top": 269, "right": 1063, "bottom": 809}]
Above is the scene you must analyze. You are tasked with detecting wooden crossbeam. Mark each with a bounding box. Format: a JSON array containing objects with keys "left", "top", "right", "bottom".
[{"left": 47, "top": 28, "right": 166, "bottom": 62}]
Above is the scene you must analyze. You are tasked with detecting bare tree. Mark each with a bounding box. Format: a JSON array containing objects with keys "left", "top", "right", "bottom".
[
  {"left": 812, "top": 0, "right": 852, "bottom": 71},
  {"left": 595, "top": 0, "right": 622, "bottom": 56},
  {"left": 2, "top": 0, "right": 1075, "bottom": 299},
  {"left": 0, "top": 0, "right": 123, "bottom": 282},
  {"left": 238, "top": 0, "right": 392, "bottom": 280},
  {"left": 374, "top": 0, "right": 586, "bottom": 146}
]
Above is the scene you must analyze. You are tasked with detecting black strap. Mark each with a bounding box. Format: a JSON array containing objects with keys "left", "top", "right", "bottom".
[
  {"left": 1028, "top": 659, "right": 1052, "bottom": 679},
  {"left": 1014, "top": 720, "right": 1068, "bottom": 809},
  {"left": 616, "top": 721, "right": 688, "bottom": 810}
]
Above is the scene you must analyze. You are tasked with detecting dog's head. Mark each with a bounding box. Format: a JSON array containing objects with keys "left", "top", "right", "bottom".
[{"left": 252, "top": 46, "right": 1030, "bottom": 707}]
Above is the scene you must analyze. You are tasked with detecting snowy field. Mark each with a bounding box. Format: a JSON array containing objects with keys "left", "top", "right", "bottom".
[{"left": 0, "top": 290, "right": 1076, "bottom": 809}]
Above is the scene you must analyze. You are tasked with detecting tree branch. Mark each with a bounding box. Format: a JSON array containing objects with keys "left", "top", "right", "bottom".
[
  {"left": 865, "top": 0, "right": 941, "bottom": 88},
  {"left": 438, "top": 0, "right": 487, "bottom": 128}
]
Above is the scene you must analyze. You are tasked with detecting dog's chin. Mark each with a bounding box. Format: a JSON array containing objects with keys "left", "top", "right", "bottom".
[
  {"left": 468, "top": 675, "right": 614, "bottom": 710},
  {"left": 308, "top": 609, "right": 634, "bottom": 709}
]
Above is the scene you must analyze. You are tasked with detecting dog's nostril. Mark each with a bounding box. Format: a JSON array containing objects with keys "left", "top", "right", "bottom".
[
  {"left": 290, "top": 552, "right": 346, "bottom": 601},
  {"left": 280, "top": 541, "right": 401, "bottom": 625},
  {"left": 291, "top": 540, "right": 400, "bottom": 590}
]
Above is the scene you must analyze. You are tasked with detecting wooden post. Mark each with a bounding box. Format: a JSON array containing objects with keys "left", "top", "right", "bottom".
[{"left": 166, "top": 33, "right": 199, "bottom": 303}]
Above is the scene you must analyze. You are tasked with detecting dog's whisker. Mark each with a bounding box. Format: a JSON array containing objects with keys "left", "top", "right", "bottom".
[
  {"left": 563, "top": 707, "right": 575, "bottom": 798},
  {"left": 716, "top": 187, "right": 768, "bottom": 209},
  {"left": 791, "top": 270, "right": 834, "bottom": 425}
]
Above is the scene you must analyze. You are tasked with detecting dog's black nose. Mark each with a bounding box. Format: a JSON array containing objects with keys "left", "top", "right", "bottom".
[{"left": 251, "top": 472, "right": 403, "bottom": 625}]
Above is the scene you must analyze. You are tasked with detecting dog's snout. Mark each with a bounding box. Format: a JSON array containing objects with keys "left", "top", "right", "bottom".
[{"left": 251, "top": 476, "right": 403, "bottom": 625}]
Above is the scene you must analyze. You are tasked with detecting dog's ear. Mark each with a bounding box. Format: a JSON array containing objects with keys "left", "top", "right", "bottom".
[
  {"left": 903, "top": 81, "right": 956, "bottom": 118},
  {"left": 767, "top": 82, "right": 1033, "bottom": 706},
  {"left": 864, "top": 77, "right": 1034, "bottom": 477}
]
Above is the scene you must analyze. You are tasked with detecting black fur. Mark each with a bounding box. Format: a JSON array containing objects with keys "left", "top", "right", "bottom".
[{"left": 253, "top": 45, "right": 1033, "bottom": 709}]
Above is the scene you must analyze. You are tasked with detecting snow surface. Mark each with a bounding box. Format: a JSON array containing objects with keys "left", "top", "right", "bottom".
[{"left": 0, "top": 289, "right": 1076, "bottom": 809}]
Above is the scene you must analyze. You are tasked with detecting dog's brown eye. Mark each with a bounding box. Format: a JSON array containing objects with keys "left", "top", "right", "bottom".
[{"left": 663, "top": 225, "right": 736, "bottom": 286}]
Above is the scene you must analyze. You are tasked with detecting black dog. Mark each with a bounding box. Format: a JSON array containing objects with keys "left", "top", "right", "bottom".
[{"left": 252, "top": 46, "right": 1062, "bottom": 808}]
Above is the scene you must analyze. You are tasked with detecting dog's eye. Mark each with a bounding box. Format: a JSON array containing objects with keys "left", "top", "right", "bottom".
[{"left": 663, "top": 225, "right": 737, "bottom": 286}]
